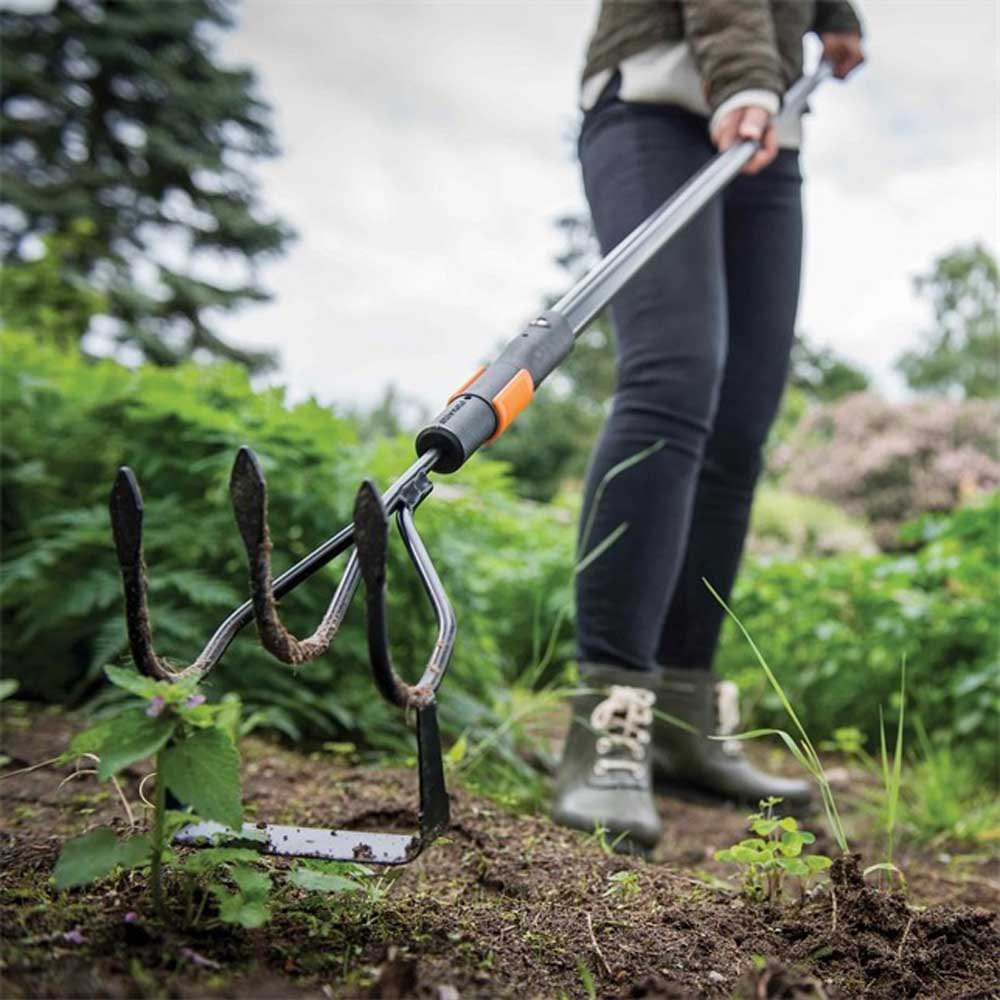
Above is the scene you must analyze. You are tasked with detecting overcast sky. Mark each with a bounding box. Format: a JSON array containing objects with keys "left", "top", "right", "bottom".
[{"left": 217, "top": 0, "right": 999, "bottom": 411}]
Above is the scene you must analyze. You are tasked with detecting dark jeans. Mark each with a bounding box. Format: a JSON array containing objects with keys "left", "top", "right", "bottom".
[{"left": 575, "top": 88, "right": 803, "bottom": 672}]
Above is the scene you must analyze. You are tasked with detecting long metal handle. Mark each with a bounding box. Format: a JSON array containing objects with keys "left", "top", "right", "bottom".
[{"left": 554, "top": 62, "right": 833, "bottom": 335}]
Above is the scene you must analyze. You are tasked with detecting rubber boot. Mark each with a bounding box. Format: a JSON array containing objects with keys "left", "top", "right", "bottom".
[
  {"left": 551, "top": 663, "right": 662, "bottom": 851},
  {"left": 652, "top": 667, "right": 812, "bottom": 810}
]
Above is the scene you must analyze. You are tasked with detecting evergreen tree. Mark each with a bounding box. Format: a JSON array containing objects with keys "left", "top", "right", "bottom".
[
  {"left": 1, "top": 0, "right": 292, "bottom": 369},
  {"left": 896, "top": 244, "right": 999, "bottom": 399}
]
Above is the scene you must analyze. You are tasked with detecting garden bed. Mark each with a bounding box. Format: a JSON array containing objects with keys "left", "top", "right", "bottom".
[{"left": 2, "top": 705, "right": 997, "bottom": 999}]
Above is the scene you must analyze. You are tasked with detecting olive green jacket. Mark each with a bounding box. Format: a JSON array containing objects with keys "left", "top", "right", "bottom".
[{"left": 583, "top": 1, "right": 862, "bottom": 111}]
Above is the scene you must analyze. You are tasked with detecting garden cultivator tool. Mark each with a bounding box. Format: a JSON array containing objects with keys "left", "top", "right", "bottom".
[{"left": 109, "top": 66, "right": 831, "bottom": 865}]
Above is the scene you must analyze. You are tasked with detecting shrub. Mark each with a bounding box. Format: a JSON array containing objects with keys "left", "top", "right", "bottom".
[
  {"left": 0, "top": 332, "right": 574, "bottom": 748},
  {"left": 771, "top": 393, "right": 999, "bottom": 547},
  {"left": 717, "top": 494, "right": 999, "bottom": 774},
  {"left": 748, "top": 487, "right": 876, "bottom": 560}
]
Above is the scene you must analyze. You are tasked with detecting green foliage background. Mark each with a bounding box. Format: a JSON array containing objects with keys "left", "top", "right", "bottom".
[
  {"left": 0, "top": 332, "right": 573, "bottom": 751},
  {"left": 2, "top": 332, "right": 996, "bottom": 774},
  {"left": 719, "top": 496, "right": 999, "bottom": 772}
]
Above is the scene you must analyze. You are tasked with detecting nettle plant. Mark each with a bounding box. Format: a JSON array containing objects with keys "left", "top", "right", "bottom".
[
  {"left": 53, "top": 666, "right": 381, "bottom": 926},
  {"left": 714, "top": 797, "right": 832, "bottom": 904},
  {"left": 54, "top": 666, "right": 245, "bottom": 914}
]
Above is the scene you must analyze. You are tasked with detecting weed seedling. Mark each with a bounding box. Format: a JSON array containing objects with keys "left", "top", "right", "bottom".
[
  {"left": 714, "top": 797, "right": 831, "bottom": 905},
  {"left": 53, "top": 666, "right": 244, "bottom": 916},
  {"left": 603, "top": 869, "right": 642, "bottom": 903}
]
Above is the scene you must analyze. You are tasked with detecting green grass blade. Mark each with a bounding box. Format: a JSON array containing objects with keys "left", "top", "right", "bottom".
[
  {"left": 703, "top": 582, "right": 849, "bottom": 853},
  {"left": 577, "top": 439, "right": 664, "bottom": 561}
]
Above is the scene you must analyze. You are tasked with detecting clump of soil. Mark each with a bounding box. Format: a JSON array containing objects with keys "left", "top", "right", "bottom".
[{"left": 2, "top": 705, "right": 997, "bottom": 999}]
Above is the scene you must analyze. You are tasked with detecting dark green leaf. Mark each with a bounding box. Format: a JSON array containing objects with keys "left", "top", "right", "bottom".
[
  {"left": 287, "top": 868, "right": 363, "bottom": 893},
  {"left": 87, "top": 709, "right": 176, "bottom": 780},
  {"left": 161, "top": 728, "right": 242, "bottom": 829},
  {"left": 54, "top": 828, "right": 150, "bottom": 889}
]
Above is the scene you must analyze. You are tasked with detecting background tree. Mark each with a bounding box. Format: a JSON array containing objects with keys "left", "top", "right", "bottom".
[
  {"left": 0, "top": 219, "right": 106, "bottom": 348},
  {"left": 896, "top": 243, "right": 999, "bottom": 399},
  {"left": 789, "top": 336, "right": 870, "bottom": 401},
  {"left": 0, "top": 0, "right": 292, "bottom": 370}
]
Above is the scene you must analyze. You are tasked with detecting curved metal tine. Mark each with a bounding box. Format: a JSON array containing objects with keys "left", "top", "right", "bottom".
[
  {"left": 110, "top": 468, "right": 206, "bottom": 681},
  {"left": 395, "top": 504, "right": 456, "bottom": 696},
  {"left": 353, "top": 479, "right": 456, "bottom": 710},
  {"left": 230, "top": 446, "right": 360, "bottom": 664}
]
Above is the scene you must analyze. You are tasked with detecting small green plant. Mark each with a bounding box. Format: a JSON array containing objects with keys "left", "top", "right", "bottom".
[
  {"left": 575, "top": 958, "right": 598, "bottom": 1000},
  {"left": 587, "top": 823, "right": 631, "bottom": 858},
  {"left": 705, "top": 582, "right": 850, "bottom": 853},
  {"left": 603, "top": 869, "right": 642, "bottom": 903},
  {"left": 714, "top": 797, "right": 831, "bottom": 904},
  {"left": 53, "top": 666, "right": 244, "bottom": 915}
]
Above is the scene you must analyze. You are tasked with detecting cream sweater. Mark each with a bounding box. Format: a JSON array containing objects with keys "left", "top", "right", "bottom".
[{"left": 580, "top": 41, "right": 802, "bottom": 149}]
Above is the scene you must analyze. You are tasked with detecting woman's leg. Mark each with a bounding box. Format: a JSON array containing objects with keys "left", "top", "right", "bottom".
[
  {"left": 656, "top": 150, "right": 803, "bottom": 668},
  {"left": 575, "top": 99, "right": 728, "bottom": 672},
  {"left": 645, "top": 150, "right": 811, "bottom": 811}
]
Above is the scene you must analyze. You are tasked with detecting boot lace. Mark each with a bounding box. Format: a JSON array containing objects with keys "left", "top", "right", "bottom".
[
  {"left": 715, "top": 679, "right": 743, "bottom": 756},
  {"left": 590, "top": 685, "right": 655, "bottom": 779}
]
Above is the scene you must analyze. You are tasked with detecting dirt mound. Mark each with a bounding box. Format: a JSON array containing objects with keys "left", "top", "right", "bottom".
[{"left": 1, "top": 708, "right": 997, "bottom": 999}]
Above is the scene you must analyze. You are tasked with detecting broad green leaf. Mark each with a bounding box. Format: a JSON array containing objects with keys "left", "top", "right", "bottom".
[
  {"left": 778, "top": 817, "right": 799, "bottom": 832},
  {"left": 116, "top": 835, "right": 152, "bottom": 869},
  {"left": 54, "top": 828, "right": 150, "bottom": 889},
  {"left": 68, "top": 716, "right": 122, "bottom": 758},
  {"left": 104, "top": 665, "right": 161, "bottom": 699},
  {"left": 89, "top": 709, "right": 176, "bottom": 780},
  {"left": 776, "top": 857, "right": 809, "bottom": 876},
  {"left": 179, "top": 847, "right": 262, "bottom": 873},
  {"left": 751, "top": 819, "right": 778, "bottom": 836},
  {"left": 0, "top": 679, "right": 18, "bottom": 701},
  {"left": 806, "top": 855, "right": 833, "bottom": 872},
  {"left": 230, "top": 866, "right": 271, "bottom": 899},
  {"left": 161, "top": 727, "right": 242, "bottom": 829},
  {"left": 216, "top": 890, "right": 271, "bottom": 929},
  {"left": 287, "top": 868, "right": 363, "bottom": 893},
  {"left": 214, "top": 693, "right": 242, "bottom": 745}
]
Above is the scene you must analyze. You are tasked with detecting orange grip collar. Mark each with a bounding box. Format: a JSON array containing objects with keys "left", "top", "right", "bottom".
[
  {"left": 447, "top": 366, "right": 487, "bottom": 404},
  {"left": 487, "top": 369, "right": 533, "bottom": 443}
]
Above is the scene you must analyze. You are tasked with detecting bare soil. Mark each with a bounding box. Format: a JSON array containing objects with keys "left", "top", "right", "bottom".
[{"left": 2, "top": 704, "right": 997, "bottom": 999}]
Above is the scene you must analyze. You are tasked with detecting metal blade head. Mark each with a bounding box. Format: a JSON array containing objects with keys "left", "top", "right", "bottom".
[{"left": 175, "top": 821, "right": 423, "bottom": 865}]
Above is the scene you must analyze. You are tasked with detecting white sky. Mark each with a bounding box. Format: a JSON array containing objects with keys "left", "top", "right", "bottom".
[{"left": 217, "top": 0, "right": 999, "bottom": 411}]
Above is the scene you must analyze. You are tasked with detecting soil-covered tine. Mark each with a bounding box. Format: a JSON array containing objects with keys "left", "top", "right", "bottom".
[
  {"left": 230, "top": 445, "right": 356, "bottom": 663},
  {"left": 354, "top": 479, "right": 424, "bottom": 709},
  {"left": 109, "top": 468, "right": 193, "bottom": 681}
]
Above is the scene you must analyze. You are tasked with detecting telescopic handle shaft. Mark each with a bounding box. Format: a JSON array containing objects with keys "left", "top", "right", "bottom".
[
  {"left": 554, "top": 62, "right": 833, "bottom": 335},
  {"left": 417, "top": 63, "right": 832, "bottom": 473}
]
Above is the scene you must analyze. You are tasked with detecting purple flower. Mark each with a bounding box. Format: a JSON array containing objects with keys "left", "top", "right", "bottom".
[
  {"left": 123, "top": 911, "right": 139, "bottom": 924},
  {"left": 184, "top": 693, "right": 206, "bottom": 709},
  {"left": 146, "top": 695, "right": 165, "bottom": 718},
  {"left": 62, "top": 926, "right": 85, "bottom": 945}
]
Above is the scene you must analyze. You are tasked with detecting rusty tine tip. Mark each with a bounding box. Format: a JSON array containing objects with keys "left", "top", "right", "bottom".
[
  {"left": 109, "top": 466, "right": 144, "bottom": 567},
  {"left": 229, "top": 446, "right": 268, "bottom": 551},
  {"left": 353, "top": 480, "right": 388, "bottom": 590}
]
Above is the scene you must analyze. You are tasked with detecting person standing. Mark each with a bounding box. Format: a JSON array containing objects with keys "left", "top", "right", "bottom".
[{"left": 552, "top": 1, "right": 864, "bottom": 850}]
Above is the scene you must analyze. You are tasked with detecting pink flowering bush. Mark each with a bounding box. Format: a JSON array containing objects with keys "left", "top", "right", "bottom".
[{"left": 771, "top": 393, "right": 999, "bottom": 547}]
